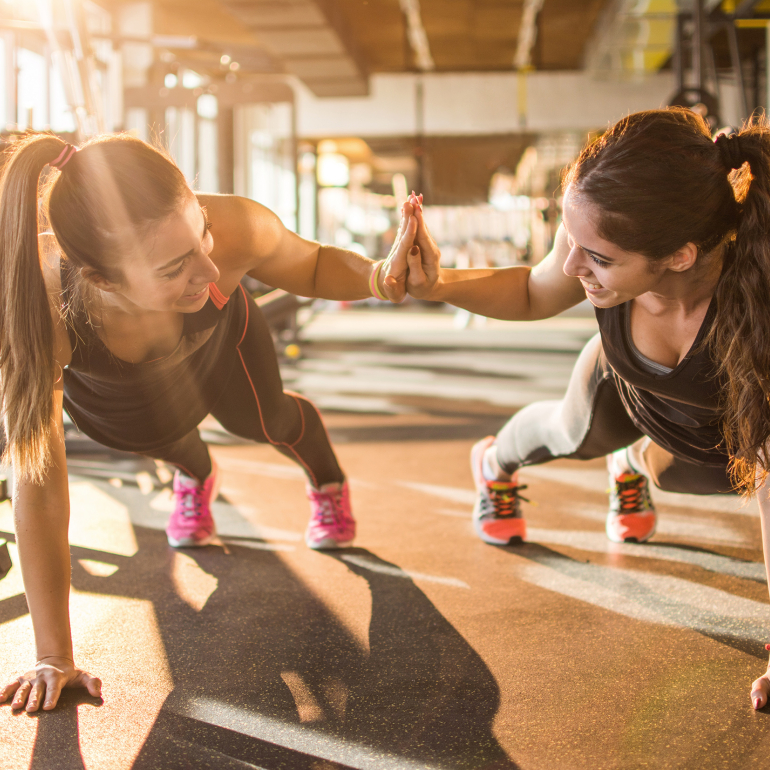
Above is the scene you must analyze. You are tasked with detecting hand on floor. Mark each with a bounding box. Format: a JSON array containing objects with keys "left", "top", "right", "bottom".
[
  {"left": 751, "top": 666, "right": 770, "bottom": 710},
  {"left": 1, "top": 656, "right": 101, "bottom": 712}
]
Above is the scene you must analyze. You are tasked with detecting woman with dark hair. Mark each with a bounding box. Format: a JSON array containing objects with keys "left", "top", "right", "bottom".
[
  {"left": 399, "top": 108, "right": 770, "bottom": 708},
  {"left": 0, "top": 133, "right": 416, "bottom": 712}
]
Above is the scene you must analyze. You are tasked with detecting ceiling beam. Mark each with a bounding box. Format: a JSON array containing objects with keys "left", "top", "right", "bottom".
[
  {"left": 514, "top": 0, "right": 544, "bottom": 70},
  {"left": 399, "top": 0, "right": 434, "bottom": 72}
]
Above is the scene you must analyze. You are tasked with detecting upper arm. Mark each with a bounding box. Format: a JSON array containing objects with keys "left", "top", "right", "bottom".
[
  {"left": 526, "top": 223, "right": 588, "bottom": 319},
  {"left": 197, "top": 194, "right": 322, "bottom": 294},
  {"left": 39, "top": 233, "right": 72, "bottom": 371}
]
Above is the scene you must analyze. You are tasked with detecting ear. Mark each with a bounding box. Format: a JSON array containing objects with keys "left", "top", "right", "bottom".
[
  {"left": 79, "top": 266, "right": 120, "bottom": 293},
  {"left": 665, "top": 242, "right": 698, "bottom": 273}
]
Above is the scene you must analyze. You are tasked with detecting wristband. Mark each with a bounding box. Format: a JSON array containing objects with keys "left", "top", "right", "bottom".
[{"left": 369, "top": 261, "right": 388, "bottom": 301}]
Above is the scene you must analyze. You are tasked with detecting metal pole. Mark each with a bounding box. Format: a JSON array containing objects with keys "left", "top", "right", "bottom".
[
  {"left": 693, "top": 0, "right": 704, "bottom": 92},
  {"left": 725, "top": 20, "right": 748, "bottom": 122},
  {"left": 674, "top": 14, "right": 685, "bottom": 93},
  {"left": 766, "top": 22, "right": 770, "bottom": 115}
]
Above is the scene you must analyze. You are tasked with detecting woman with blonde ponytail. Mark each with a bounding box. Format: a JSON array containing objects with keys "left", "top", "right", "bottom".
[
  {"left": 398, "top": 107, "right": 770, "bottom": 707},
  {"left": 0, "top": 132, "right": 418, "bottom": 712}
]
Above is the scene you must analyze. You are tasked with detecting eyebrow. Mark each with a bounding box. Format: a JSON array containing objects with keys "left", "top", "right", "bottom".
[{"left": 157, "top": 209, "right": 209, "bottom": 271}]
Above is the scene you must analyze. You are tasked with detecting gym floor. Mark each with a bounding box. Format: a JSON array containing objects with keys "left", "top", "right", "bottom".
[{"left": 1, "top": 306, "right": 769, "bottom": 769}]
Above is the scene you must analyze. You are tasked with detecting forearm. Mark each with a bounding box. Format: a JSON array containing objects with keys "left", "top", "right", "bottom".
[
  {"left": 759, "top": 491, "right": 770, "bottom": 602},
  {"left": 310, "top": 245, "right": 379, "bottom": 300},
  {"left": 14, "top": 463, "right": 72, "bottom": 659},
  {"left": 428, "top": 266, "right": 538, "bottom": 320}
]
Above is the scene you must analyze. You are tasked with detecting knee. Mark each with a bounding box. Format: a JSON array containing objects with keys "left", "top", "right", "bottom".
[{"left": 261, "top": 393, "right": 306, "bottom": 445}]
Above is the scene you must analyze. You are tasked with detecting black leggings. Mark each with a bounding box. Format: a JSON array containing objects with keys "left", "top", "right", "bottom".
[
  {"left": 140, "top": 298, "right": 343, "bottom": 487},
  {"left": 495, "top": 334, "right": 734, "bottom": 495}
]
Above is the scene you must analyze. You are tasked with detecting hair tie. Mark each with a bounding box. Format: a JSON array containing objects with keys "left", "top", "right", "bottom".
[
  {"left": 714, "top": 133, "right": 744, "bottom": 171},
  {"left": 49, "top": 144, "right": 78, "bottom": 170}
]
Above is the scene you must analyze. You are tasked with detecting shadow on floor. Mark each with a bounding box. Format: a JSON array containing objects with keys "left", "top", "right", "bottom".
[
  {"left": 503, "top": 541, "right": 769, "bottom": 660},
  {"left": 3, "top": 505, "right": 518, "bottom": 769}
]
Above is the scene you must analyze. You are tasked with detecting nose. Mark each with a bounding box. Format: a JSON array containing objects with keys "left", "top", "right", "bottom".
[
  {"left": 191, "top": 253, "right": 220, "bottom": 286},
  {"left": 563, "top": 245, "right": 590, "bottom": 279}
]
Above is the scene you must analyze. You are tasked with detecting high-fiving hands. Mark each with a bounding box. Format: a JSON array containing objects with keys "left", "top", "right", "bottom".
[{"left": 381, "top": 192, "right": 442, "bottom": 302}]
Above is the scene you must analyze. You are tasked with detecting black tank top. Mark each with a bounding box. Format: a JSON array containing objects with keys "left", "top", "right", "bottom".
[
  {"left": 595, "top": 297, "right": 728, "bottom": 467},
  {"left": 60, "top": 258, "right": 246, "bottom": 453}
]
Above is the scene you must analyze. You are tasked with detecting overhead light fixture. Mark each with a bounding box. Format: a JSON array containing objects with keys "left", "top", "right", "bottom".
[{"left": 317, "top": 153, "right": 350, "bottom": 187}]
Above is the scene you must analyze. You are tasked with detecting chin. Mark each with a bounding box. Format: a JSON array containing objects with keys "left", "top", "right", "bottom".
[{"left": 586, "top": 292, "right": 623, "bottom": 309}]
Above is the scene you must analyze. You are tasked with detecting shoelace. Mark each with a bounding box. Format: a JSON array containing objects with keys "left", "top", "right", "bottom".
[
  {"left": 483, "top": 482, "right": 529, "bottom": 518},
  {"left": 177, "top": 483, "right": 203, "bottom": 518},
  {"left": 310, "top": 489, "right": 346, "bottom": 529},
  {"left": 615, "top": 475, "right": 648, "bottom": 513}
]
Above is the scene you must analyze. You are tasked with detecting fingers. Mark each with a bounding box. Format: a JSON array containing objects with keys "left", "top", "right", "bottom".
[
  {"left": 382, "top": 275, "right": 405, "bottom": 304},
  {"left": 751, "top": 673, "right": 770, "bottom": 710},
  {"left": 26, "top": 681, "right": 45, "bottom": 713},
  {"left": 407, "top": 245, "right": 423, "bottom": 276},
  {"left": 10, "top": 680, "right": 31, "bottom": 710},
  {"left": 42, "top": 678, "right": 63, "bottom": 711},
  {"left": 0, "top": 678, "right": 21, "bottom": 704},
  {"left": 71, "top": 671, "right": 102, "bottom": 698}
]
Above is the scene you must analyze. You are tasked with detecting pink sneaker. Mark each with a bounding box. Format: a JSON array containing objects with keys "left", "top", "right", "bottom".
[
  {"left": 165, "top": 459, "right": 220, "bottom": 548},
  {"left": 305, "top": 481, "right": 356, "bottom": 549}
]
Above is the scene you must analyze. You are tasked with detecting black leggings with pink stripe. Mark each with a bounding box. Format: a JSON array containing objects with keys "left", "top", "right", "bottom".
[{"left": 143, "top": 294, "right": 343, "bottom": 487}]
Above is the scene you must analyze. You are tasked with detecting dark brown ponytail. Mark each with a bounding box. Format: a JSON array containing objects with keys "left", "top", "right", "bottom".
[
  {"left": 707, "top": 123, "right": 770, "bottom": 491},
  {"left": 564, "top": 108, "right": 770, "bottom": 493},
  {"left": 0, "top": 133, "right": 189, "bottom": 481}
]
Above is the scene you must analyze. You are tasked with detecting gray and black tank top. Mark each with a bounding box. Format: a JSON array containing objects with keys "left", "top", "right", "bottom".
[{"left": 594, "top": 297, "right": 728, "bottom": 467}]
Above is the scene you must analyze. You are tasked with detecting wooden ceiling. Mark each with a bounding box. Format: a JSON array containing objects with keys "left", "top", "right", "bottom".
[{"left": 104, "top": 0, "right": 612, "bottom": 77}]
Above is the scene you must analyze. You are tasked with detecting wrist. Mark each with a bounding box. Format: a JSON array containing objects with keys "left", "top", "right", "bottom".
[
  {"left": 36, "top": 654, "right": 74, "bottom": 665},
  {"left": 425, "top": 268, "right": 447, "bottom": 302},
  {"left": 369, "top": 261, "right": 388, "bottom": 301}
]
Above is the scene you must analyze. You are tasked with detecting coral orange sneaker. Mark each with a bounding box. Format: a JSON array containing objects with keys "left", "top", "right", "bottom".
[
  {"left": 606, "top": 472, "right": 657, "bottom": 543},
  {"left": 305, "top": 481, "right": 356, "bottom": 549},
  {"left": 471, "top": 436, "right": 528, "bottom": 545},
  {"left": 165, "top": 459, "right": 220, "bottom": 548}
]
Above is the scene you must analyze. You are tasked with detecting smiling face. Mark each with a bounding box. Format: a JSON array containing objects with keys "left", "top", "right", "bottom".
[
  {"left": 561, "top": 186, "right": 689, "bottom": 308},
  {"left": 98, "top": 192, "right": 220, "bottom": 314}
]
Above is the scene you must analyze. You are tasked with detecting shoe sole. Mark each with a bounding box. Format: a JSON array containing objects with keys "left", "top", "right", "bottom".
[
  {"left": 166, "top": 459, "right": 222, "bottom": 548},
  {"left": 473, "top": 512, "right": 527, "bottom": 545},
  {"left": 306, "top": 537, "right": 355, "bottom": 550},
  {"left": 605, "top": 515, "right": 657, "bottom": 544},
  {"left": 471, "top": 436, "right": 527, "bottom": 545},
  {"left": 167, "top": 531, "right": 217, "bottom": 548}
]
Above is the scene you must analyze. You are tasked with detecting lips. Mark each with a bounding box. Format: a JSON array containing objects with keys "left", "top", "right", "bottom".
[
  {"left": 581, "top": 279, "right": 602, "bottom": 291},
  {"left": 183, "top": 286, "right": 208, "bottom": 300}
]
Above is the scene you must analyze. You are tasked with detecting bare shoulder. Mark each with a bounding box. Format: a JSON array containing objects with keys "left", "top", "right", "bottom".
[
  {"left": 196, "top": 194, "right": 284, "bottom": 266},
  {"left": 38, "top": 233, "right": 73, "bottom": 368}
]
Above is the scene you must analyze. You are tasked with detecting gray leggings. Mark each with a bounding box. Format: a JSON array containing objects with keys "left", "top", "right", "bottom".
[{"left": 495, "top": 334, "right": 735, "bottom": 495}]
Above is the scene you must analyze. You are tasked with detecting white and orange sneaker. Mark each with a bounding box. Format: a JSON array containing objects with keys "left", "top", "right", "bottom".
[
  {"left": 606, "top": 472, "right": 657, "bottom": 543},
  {"left": 165, "top": 459, "right": 220, "bottom": 548},
  {"left": 305, "top": 481, "right": 356, "bottom": 549},
  {"left": 471, "top": 436, "right": 528, "bottom": 545}
]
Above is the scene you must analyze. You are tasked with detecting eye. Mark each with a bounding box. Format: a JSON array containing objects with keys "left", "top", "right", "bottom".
[
  {"left": 165, "top": 258, "right": 188, "bottom": 279},
  {"left": 584, "top": 249, "right": 610, "bottom": 269}
]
